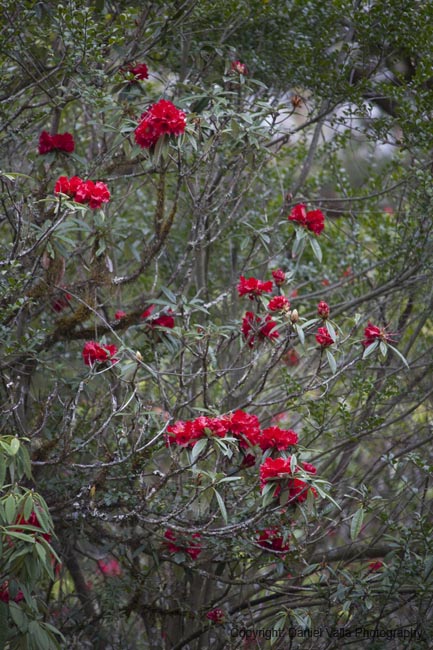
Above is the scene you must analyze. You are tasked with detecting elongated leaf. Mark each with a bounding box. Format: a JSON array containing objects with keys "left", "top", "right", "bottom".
[
  {"left": 190, "top": 438, "right": 208, "bottom": 463},
  {"left": 362, "top": 340, "right": 379, "bottom": 359},
  {"left": 387, "top": 344, "right": 410, "bottom": 368},
  {"left": 5, "top": 494, "right": 16, "bottom": 523},
  {"left": 325, "top": 320, "right": 336, "bottom": 341},
  {"left": 9, "top": 438, "right": 20, "bottom": 456},
  {"left": 326, "top": 349, "right": 337, "bottom": 374},
  {"left": 295, "top": 323, "right": 305, "bottom": 345},
  {"left": 309, "top": 236, "right": 322, "bottom": 262},
  {"left": 212, "top": 488, "right": 228, "bottom": 524},
  {"left": 350, "top": 507, "right": 364, "bottom": 541}
]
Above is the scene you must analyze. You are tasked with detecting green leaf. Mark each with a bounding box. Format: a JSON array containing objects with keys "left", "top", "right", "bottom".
[
  {"left": 295, "top": 323, "right": 305, "bottom": 345},
  {"left": 0, "top": 454, "right": 6, "bottom": 489},
  {"left": 190, "top": 438, "right": 208, "bottom": 463},
  {"left": 309, "top": 235, "right": 322, "bottom": 262},
  {"left": 9, "top": 602, "right": 28, "bottom": 633},
  {"left": 326, "top": 349, "right": 337, "bottom": 374},
  {"left": 9, "top": 438, "right": 20, "bottom": 456},
  {"left": 5, "top": 494, "right": 16, "bottom": 523},
  {"left": 212, "top": 488, "right": 228, "bottom": 524},
  {"left": 379, "top": 340, "right": 388, "bottom": 357},
  {"left": 387, "top": 344, "right": 410, "bottom": 368},
  {"left": 350, "top": 507, "right": 364, "bottom": 541},
  {"left": 325, "top": 320, "right": 336, "bottom": 341},
  {"left": 362, "top": 340, "right": 379, "bottom": 359}
]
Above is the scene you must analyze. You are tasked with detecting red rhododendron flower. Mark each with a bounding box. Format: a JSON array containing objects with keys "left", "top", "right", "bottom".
[
  {"left": 301, "top": 461, "right": 317, "bottom": 474},
  {"left": 52, "top": 291, "right": 71, "bottom": 313},
  {"left": 127, "top": 62, "right": 149, "bottom": 80},
  {"left": 38, "top": 130, "right": 75, "bottom": 154},
  {"left": 322, "top": 278, "right": 331, "bottom": 286},
  {"left": 54, "top": 175, "right": 83, "bottom": 197},
  {"left": 141, "top": 305, "right": 175, "bottom": 329},
  {"left": 241, "top": 453, "right": 256, "bottom": 468},
  {"left": 362, "top": 322, "right": 395, "bottom": 347},
  {"left": 288, "top": 477, "right": 317, "bottom": 503},
  {"left": 288, "top": 203, "right": 325, "bottom": 235},
  {"left": 15, "top": 511, "right": 51, "bottom": 543},
  {"left": 257, "top": 528, "right": 290, "bottom": 553},
  {"left": 317, "top": 301, "right": 330, "bottom": 319},
  {"left": 231, "top": 60, "right": 248, "bottom": 75},
  {"left": 0, "top": 581, "right": 24, "bottom": 604},
  {"left": 75, "top": 180, "right": 111, "bottom": 209},
  {"left": 163, "top": 530, "right": 201, "bottom": 559},
  {"left": 166, "top": 415, "right": 229, "bottom": 447},
  {"left": 115, "top": 310, "right": 127, "bottom": 320},
  {"left": 206, "top": 608, "right": 225, "bottom": 624},
  {"left": 259, "top": 427, "right": 299, "bottom": 451},
  {"left": 315, "top": 327, "right": 334, "bottom": 348},
  {"left": 268, "top": 295, "right": 290, "bottom": 313},
  {"left": 259, "top": 457, "right": 293, "bottom": 491},
  {"left": 272, "top": 269, "right": 286, "bottom": 286},
  {"left": 98, "top": 558, "right": 122, "bottom": 576},
  {"left": 282, "top": 349, "right": 300, "bottom": 366},
  {"left": 82, "top": 341, "right": 118, "bottom": 366},
  {"left": 135, "top": 99, "right": 186, "bottom": 149},
  {"left": 368, "top": 561, "right": 384, "bottom": 572},
  {"left": 225, "top": 410, "right": 260, "bottom": 448},
  {"left": 237, "top": 275, "right": 273, "bottom": 299},
  {"left": 242, "top": 311, "right": 279, "bottom": 348}
]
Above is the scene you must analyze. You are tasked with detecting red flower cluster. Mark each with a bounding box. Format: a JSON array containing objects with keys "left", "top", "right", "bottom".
[
  {"left": 368, "top": 561, "right": 384, "bottom": 573},
  {"left": 260, "top": 457, "right": 317, "bottom": 503},
  {"left": 166, "top": 410, "right": 260, "bottom": 449},
  {"left": 82, "top": 341, "right": 118, "bottom": 366},
  {"left": 55, "top": 176, "right": 110, "bottom": 209},
  {"left": 125, "top": 62, "right": 149, "bottom": 81},
  {"left": 164, "top": 530, "right": 202, "bottom": 559},
  {"left": 38, "top": 131, "right": 75, "bottom": 154},
  {"left": 52, "top": 291, "right": 71, "bottom": 313},
  {"left": 268, "top": 295, "right": 290, "bottom": 313},
  {"left": 288, "top": 204, "right": 325, "bottom": 235},
  {"left": 237, "top": 275, "right": 273, "bottom": 299},
  {"left": 141, "top": 304, "right": 175, "bottom": 329},
  {"left": 134, "top": 99, "right": 186, "bottom": 149},
  {"left": 206, "top": 608, "right": 225, "bottom": 624},
  {"left": 231, "top": 60, "right": 248, "bottom": 75},
  {"left": 362, "top": 323, "right": 395, "bottom": 347},
  {"left": 315, "top": 327, "right": 334, "bottom": 348},
  {"left": 97, "top": 558, "right": 122, "bottom": 576},
  {"left": 282, "top": 349, "right": 300, "bottom": 366},
  {"left": 0, "top": 581, "right": 24, "bottom": 604},
  {"left": 242, "top": 311, "right": 279, "bottom": 347},
  {"left": 15, "top": 510, "right": 51, "bottom": 543},
  {"left": 257, "top": 528, "right": 290, "bottom": 553},
  {"left": 259, "top": 427, "right": 298, "bottom": 451},
  {"left": 115, "top": 310, "right": 127, "bottom": 320},
  {"left": 272, "top": 269, "right": 286, "bottom": 286},
  {"left": 317, "top": 301, "right": 330, "bottom": 319}
]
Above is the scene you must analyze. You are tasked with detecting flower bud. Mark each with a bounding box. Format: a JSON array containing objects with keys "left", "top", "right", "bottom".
[
  {"left": 290, "top": 309, "right": 299, "bottom": 323},
  {"left": 317, "top": 301, "right": 330, "bottom": 319},
  {"left": 135, "top": 350, "right": 143, "bottom": 362}
]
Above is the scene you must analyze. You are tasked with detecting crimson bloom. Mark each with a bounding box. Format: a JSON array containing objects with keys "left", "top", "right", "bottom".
[
  {"left": 115, "top": 310, "right": 127, "bottom": 320},
  {"left": 237, "top": 275, "right": 273, "bottom": 299},
  {"left": 206, "top": 609, "right": 225, "bottom": 624},
  {"left": 259, "top": 457, "right": 293, "bottom": 492},
  {"left": 282, "top": 349, "right": 300, "bottom": 366},
  {"left": 141, "top": 304, "right": 175, "bottom": 328},
  {"left": 125, "top": 62, "right": 149, "bottom": 80},
  {"left": 163, "top": 530, "right": 202, "bottom": 559},
  {"left": 362, "top": 322, "right": 395, "bottom": 347},
  {"left": 98, "top": 558, "right": 122, "bottom": 577},
  {"left": 259, "top": 427, "right": 299, "bottom": 451},
  {"left": 82, "top": 341, "right": 118, "bottom": 366},
  {"left": 0, "top": 582, "right": 24, "bottom": 604},
  {"left": 242, "top": 311, "right": 279, "bottom": 348},
  {"left": 52, "top": 291, "right": 71, "bottom": 313},
  {"left": 231, "top": 60, "right": 248, "bottom": 75},
  {"left": 135, "top": 99, "right": 186, "bottom": 149},
  {"left": 268, "top": 295, "right": 290, "bottom": 313},
  {"left": 38, "top": 130, "right": 75, "bottom": 154},
  {"left": 14, "top": 510, "right": 51, "bottom": 543},
  {"left": 225, "top": 410, "right": 261, "bottom": 448},
  {"left": 272, "top": 268, "right": 286, "bottom": 286},
  {"left": 54, "top": 176, "right": 110, "bottom": 209},
  {"left": 315, "top": 327, "right": 334, "bottom": 348},
  {"left": 257, "top": 528, "right": 290, "bottom": 553},
  {"left": 317, "top": 301, "right": 330, "bottom": 319},
  {"left": 260, "top": 457, "right": 318, "bottom": 503},
  {"left": 288, "top": 203, "right": 325, "bottom": 235}
]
